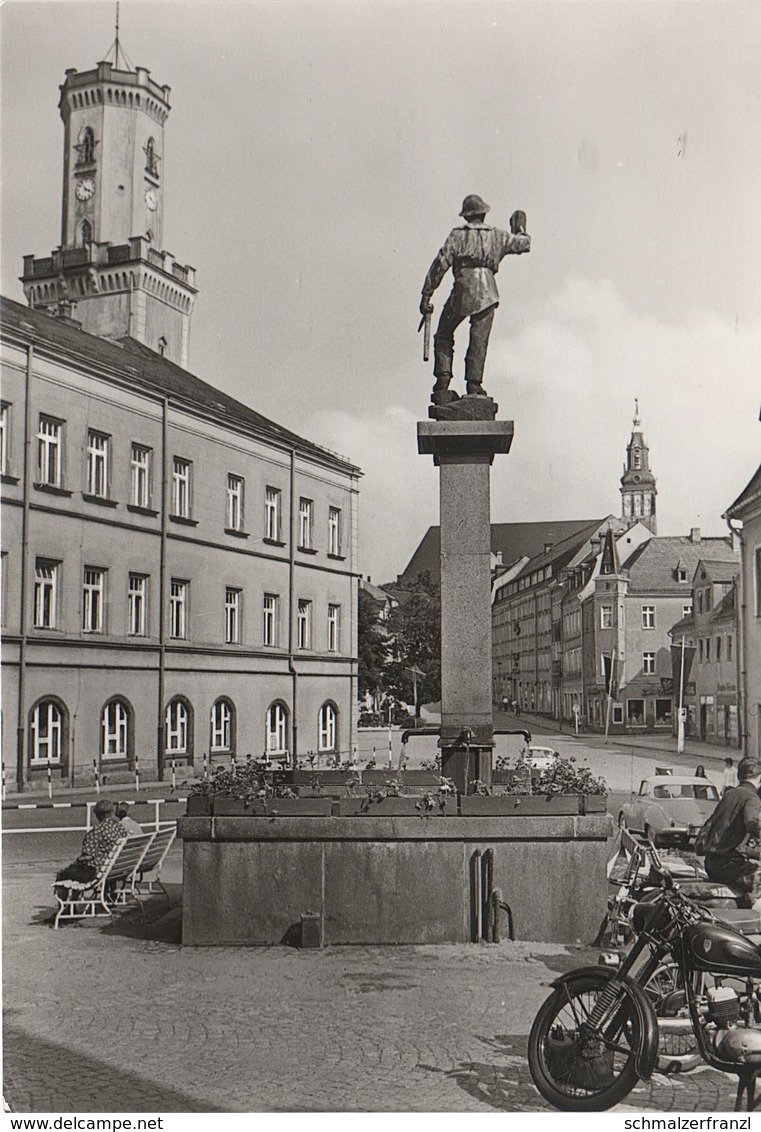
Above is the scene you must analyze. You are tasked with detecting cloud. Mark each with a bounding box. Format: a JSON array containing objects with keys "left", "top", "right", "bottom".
[{"left": 309, "top": 277, "right": 760, "bottom": 581}]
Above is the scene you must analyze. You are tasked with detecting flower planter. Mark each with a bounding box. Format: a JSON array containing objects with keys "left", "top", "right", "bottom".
[
  {"left": 336, "top": 795, "right": 434, "bottom": 817},
  {"left": 460, "top": 794, "right": 584, "bottom": 817},
  {"left": 210, "top": 797, "right": 333, "bottom": 817},
  {"left": 399, "top": 770, "right": 440, "bottom": 787},
  {"left": 362, "top": 770, "right": 401, "bottom": 786},
  {"left": 186, "top": 795, "right": 212, "bottom": 816}
]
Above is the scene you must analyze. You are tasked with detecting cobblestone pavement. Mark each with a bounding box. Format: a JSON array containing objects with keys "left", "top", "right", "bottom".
[{"left": 1, "top": 856, "right": 742, "bottom": 1114}]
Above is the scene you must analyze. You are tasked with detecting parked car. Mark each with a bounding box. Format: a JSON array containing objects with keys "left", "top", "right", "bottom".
[
  {"left": 619, "top": 774, "right": 719, "bottom": 847},
  {"left": 520, "top": 746, "right": 559, "bottom": 771}
]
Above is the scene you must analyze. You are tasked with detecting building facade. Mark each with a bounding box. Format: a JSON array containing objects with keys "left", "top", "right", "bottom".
[
  {"left": 669, "top": 556, "right": 741, "bottom": 746},
  {"left": 726, "top": 463, "right": 761, "bottom": 758},
  {"left": 1, "top": 57, "right": 360, "bottom": 790}
]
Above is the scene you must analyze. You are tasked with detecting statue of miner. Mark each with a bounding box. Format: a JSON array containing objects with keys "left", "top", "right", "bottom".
[{"left": 419, "top": 194, "right": 530, "bottom": 404}]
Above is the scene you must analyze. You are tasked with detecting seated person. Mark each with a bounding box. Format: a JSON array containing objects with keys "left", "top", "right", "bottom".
[
  {"left": 115, "top": 801, "right": 142, "bottom": 836},
  {"left": 54, "top": 798, "right": 126, "bottom": 902},
  {"left": 703, "top": 758, "right": 761, "bottom": 908}
]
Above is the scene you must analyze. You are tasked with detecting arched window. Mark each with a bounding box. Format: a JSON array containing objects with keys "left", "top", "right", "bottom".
[
  {"left": 165, "top": 697, "right": 193, "bottom": 761},
  {"left": 210, "top": 698, "right": 235, "bottom": 754},
  {"left": 101, "top": 698, "right": 133, "bottom": 762},
  {"left": 318, "top": 703, "right": 338, "bottom": 753},
  {"left": 29, "top": 698, "right": 67, "bottom": 768},
  {"left": 265, "top": 702, "right": 288, "bottom": 756},
  {"left": 77, "top": 126, "right": 96, "bottom": 165},
  {"left": 81, "top": 219, "right": 93, "bottom": 245}
]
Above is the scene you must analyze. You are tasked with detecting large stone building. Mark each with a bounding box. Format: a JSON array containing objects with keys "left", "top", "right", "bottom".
[
  {"left": 725, "top": 462, "right": 761, "bottom": 757},
  {"left": 1, "top": 57, "right": 360, "bottom": 790}
]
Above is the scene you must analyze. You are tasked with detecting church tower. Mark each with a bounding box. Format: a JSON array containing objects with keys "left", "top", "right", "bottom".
[
  {"left": 21, "top": 59, "right": 196, "bottom": 368},
  {"left": 620, "top": 400, "right": 657, "bottom": 534}
]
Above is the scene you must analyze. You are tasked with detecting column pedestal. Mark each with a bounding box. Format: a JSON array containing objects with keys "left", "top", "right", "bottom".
[{"left": 418, "top": 416, "right": 513, "bottom": 794}]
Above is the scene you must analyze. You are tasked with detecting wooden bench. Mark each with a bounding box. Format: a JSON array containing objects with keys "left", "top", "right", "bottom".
[
  {"left": 53, "top": 832, "right": 155, "bottom": 928},
  {"left": 132, "top": 826, "right": 176, "bottom": 907}
]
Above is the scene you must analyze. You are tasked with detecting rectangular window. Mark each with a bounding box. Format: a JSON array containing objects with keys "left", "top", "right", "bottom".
[
  {"left": 86, "top": 430, "right": 110, "bottom": 497},
  {"left": 172, "top": 457, "right": 192, "bottom": 519},
  {"left": 265, "top": 486, "right": 281, "bottom": 541},
  {"left": 225, "top": 587, "right": 241, "bottom": 644},
  {"left": 756, "top": 548, "right": 761, "bottom": 617},
  {"left": 716, "top": 636, "right": 723, "bottom": 663},
  {"left": 655, "top": 699, "right": 672, "bottom": 724},
  {"left": 0, "top": 402, "right": 9, "bottom": 475},
  {"left": 600, "top": 605, "right": 613, "bottom": 629},
  {"left": 627, "top": 698, "right": 645, "bottom": 725},
  {"left": 328, "top": 507, "right": 342, "bottom": 556},
  {"left": 612, "top": 704, "right": 624, "bottom": 725},
  {"left": 36, "top": 416, "right": 63, "bottom": 487},
  {"left": 226, "top": 474, "right": 244, "bottom": 532},
  {"left": 82, "top": 567, "right": 105, "bottom": 633},
  {"left": 299, "top": 498, "right": 314, "bottom": 549},
  {"left": 297, "top": 598, "right": 312, "bottom": 649},
  {"left": 642, "top": 652, "right": 656, "bottom": 675},
  {"left": 683, "top": 603, "right": 693, "bottom": 618},
  {"left": 169, "top": 579, "right": 188, "bottom": 639},
  {"left": 34, "top": 559, "right": 59, "bottom": 629},
  {"left": 130, "top": 444, "right": 152, "bottom": 508},
  {"left": 327, "top": 603, "right": 341, "bottom": 652},
  {"left": 641, "top": 605, "right": 655, "bottom": 629},
  {"left": 728, "top": 635, "right": 733, "bottom": 662},
  {"left": 263, "top": 593, "right": 279, "bottom": 646},
  {"left": 705, "top": 638, "right": 711, "bottom": 663},
  {"left": 127, "top": 574, "right": 147, "bottom": 636},
  {"left": 698, "top": 639, "right": 704, "bottom": 663}
]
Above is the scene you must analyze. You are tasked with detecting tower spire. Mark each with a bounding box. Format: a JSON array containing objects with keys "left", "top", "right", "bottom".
[{"left": 620, "top": 403, "right": 657, "bottom": 534}]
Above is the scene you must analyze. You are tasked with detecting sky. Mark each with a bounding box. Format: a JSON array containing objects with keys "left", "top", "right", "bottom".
[{"left": 2, "top": 0, "right": 759, "bottom": 583}]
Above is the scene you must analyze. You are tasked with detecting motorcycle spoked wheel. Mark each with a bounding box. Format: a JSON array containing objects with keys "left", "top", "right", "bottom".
[
  {"left": 642, "top": 962, "right": 699, "bottom": 1064},
  {"left": 528, "top": 972, "right": 644, "bottom": 1111}
]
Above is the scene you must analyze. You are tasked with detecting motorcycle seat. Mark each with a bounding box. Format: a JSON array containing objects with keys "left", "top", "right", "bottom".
[{"left": 715, "top": 907, "right": 761, "bottom": 935}]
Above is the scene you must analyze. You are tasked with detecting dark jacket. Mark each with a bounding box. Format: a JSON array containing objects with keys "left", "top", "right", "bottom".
[{"left": 703, "top": 781, "right": 761, "bottom": 858}]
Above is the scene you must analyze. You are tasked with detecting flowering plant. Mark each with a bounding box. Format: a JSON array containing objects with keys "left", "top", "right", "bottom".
[{"left": 503, "top": 754, "right": 607, "bottom": 796}]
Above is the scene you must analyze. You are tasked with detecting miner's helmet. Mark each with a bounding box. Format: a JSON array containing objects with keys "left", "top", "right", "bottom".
[{"left": 459, "top": 194, "right": 491, "bottom": 218}]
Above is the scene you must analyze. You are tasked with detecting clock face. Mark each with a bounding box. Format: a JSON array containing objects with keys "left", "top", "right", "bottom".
[
  {"left": 145, "top": 188, "right": 158, "bottom": 212},
  {"left": 75, "top": 178, "right": 95, "bottom": 202}
]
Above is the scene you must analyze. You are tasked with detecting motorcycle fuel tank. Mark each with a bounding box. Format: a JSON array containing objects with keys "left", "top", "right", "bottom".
[{"left": 686, "top": 922, "right": 761, "bottom": 975}]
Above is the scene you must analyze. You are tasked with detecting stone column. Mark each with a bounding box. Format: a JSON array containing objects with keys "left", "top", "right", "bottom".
[{"left": 418, "top": 416, "right": 513, "bottom": 794}]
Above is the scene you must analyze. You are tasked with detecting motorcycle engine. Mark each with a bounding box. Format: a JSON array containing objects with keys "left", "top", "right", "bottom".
[{"left": 708, "top": 988, "right": 761, "bottom": 1063}]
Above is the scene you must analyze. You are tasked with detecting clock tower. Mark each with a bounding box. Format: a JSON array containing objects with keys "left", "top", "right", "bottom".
[
  {"left": 620, "top": 400, "right": 657, "bottom": 534},
  {"left": 21, "top": 60, "right": 196, "bottom": 368}
]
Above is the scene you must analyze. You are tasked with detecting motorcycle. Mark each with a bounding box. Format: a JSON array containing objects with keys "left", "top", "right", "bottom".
[{"left": 528, "top": 868, "right": 761, "bottom": 1112}]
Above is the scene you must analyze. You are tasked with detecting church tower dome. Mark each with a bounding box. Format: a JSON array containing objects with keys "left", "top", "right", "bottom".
[
  {"left": 620, "top": 399, "right": 657, "bottom": 534},
  {"left": 20, "top": 55, "right": 196, "bottom": 368}
]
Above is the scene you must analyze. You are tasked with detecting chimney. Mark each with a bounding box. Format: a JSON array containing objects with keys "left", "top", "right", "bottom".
[
  {"left": 690, "top": 528, "right": 701, "bottom": 543},
  {"left": 367, "top": 576, "right": 372, "bottom": 584},
  {"left": 590, "top": 536, "right": 602, "bottom": 557}
]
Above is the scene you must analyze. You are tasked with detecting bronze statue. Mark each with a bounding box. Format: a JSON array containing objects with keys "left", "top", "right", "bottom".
[{"left": 419, "top": 194, "right": 530, "bottom": 404}]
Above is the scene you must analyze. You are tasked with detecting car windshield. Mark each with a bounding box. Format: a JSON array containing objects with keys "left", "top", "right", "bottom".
[{"left": 652, "top": 783, "right": 719, "bottom": 800}]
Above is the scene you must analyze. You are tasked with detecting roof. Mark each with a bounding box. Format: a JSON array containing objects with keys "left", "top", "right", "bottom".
[
  {"left": 512, "top": 518, "right": 612, "bottom": 580},
  {"left": 620, "top": 535, "right": 733, "bottom": 594},
  {"left": 0, "top": 296, "right": 360, "bottom": 475},
  {"left": 725, "top": 463, "right": 761, "bottom": 521},
  {"left": 396, "top": 518, "right": 602, "bottom": 585},
  {"left": 693, "top": 557, "right": 740, "bottom": 584}
]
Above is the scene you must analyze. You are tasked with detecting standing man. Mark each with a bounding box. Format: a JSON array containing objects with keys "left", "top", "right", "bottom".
[{"left": 420, "top": 194, "right": 530, "bottom": 403}]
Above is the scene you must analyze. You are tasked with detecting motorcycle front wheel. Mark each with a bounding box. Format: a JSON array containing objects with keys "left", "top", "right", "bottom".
[{"left": 528, "top": 972, "right": 645, "bottom": 1111}]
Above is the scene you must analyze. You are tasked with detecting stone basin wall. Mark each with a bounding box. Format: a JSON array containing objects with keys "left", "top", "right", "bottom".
[{"left": 178, "top": 812, "right": 613, "bottom": 946}]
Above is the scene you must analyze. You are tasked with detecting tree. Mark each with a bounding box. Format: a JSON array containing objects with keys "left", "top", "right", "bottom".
[
  {"left": 358, "top": 586, "right": 387, "bottom": 706},
  {"left": 385, "top": 572, "right": 441, "bottom": 714}
]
